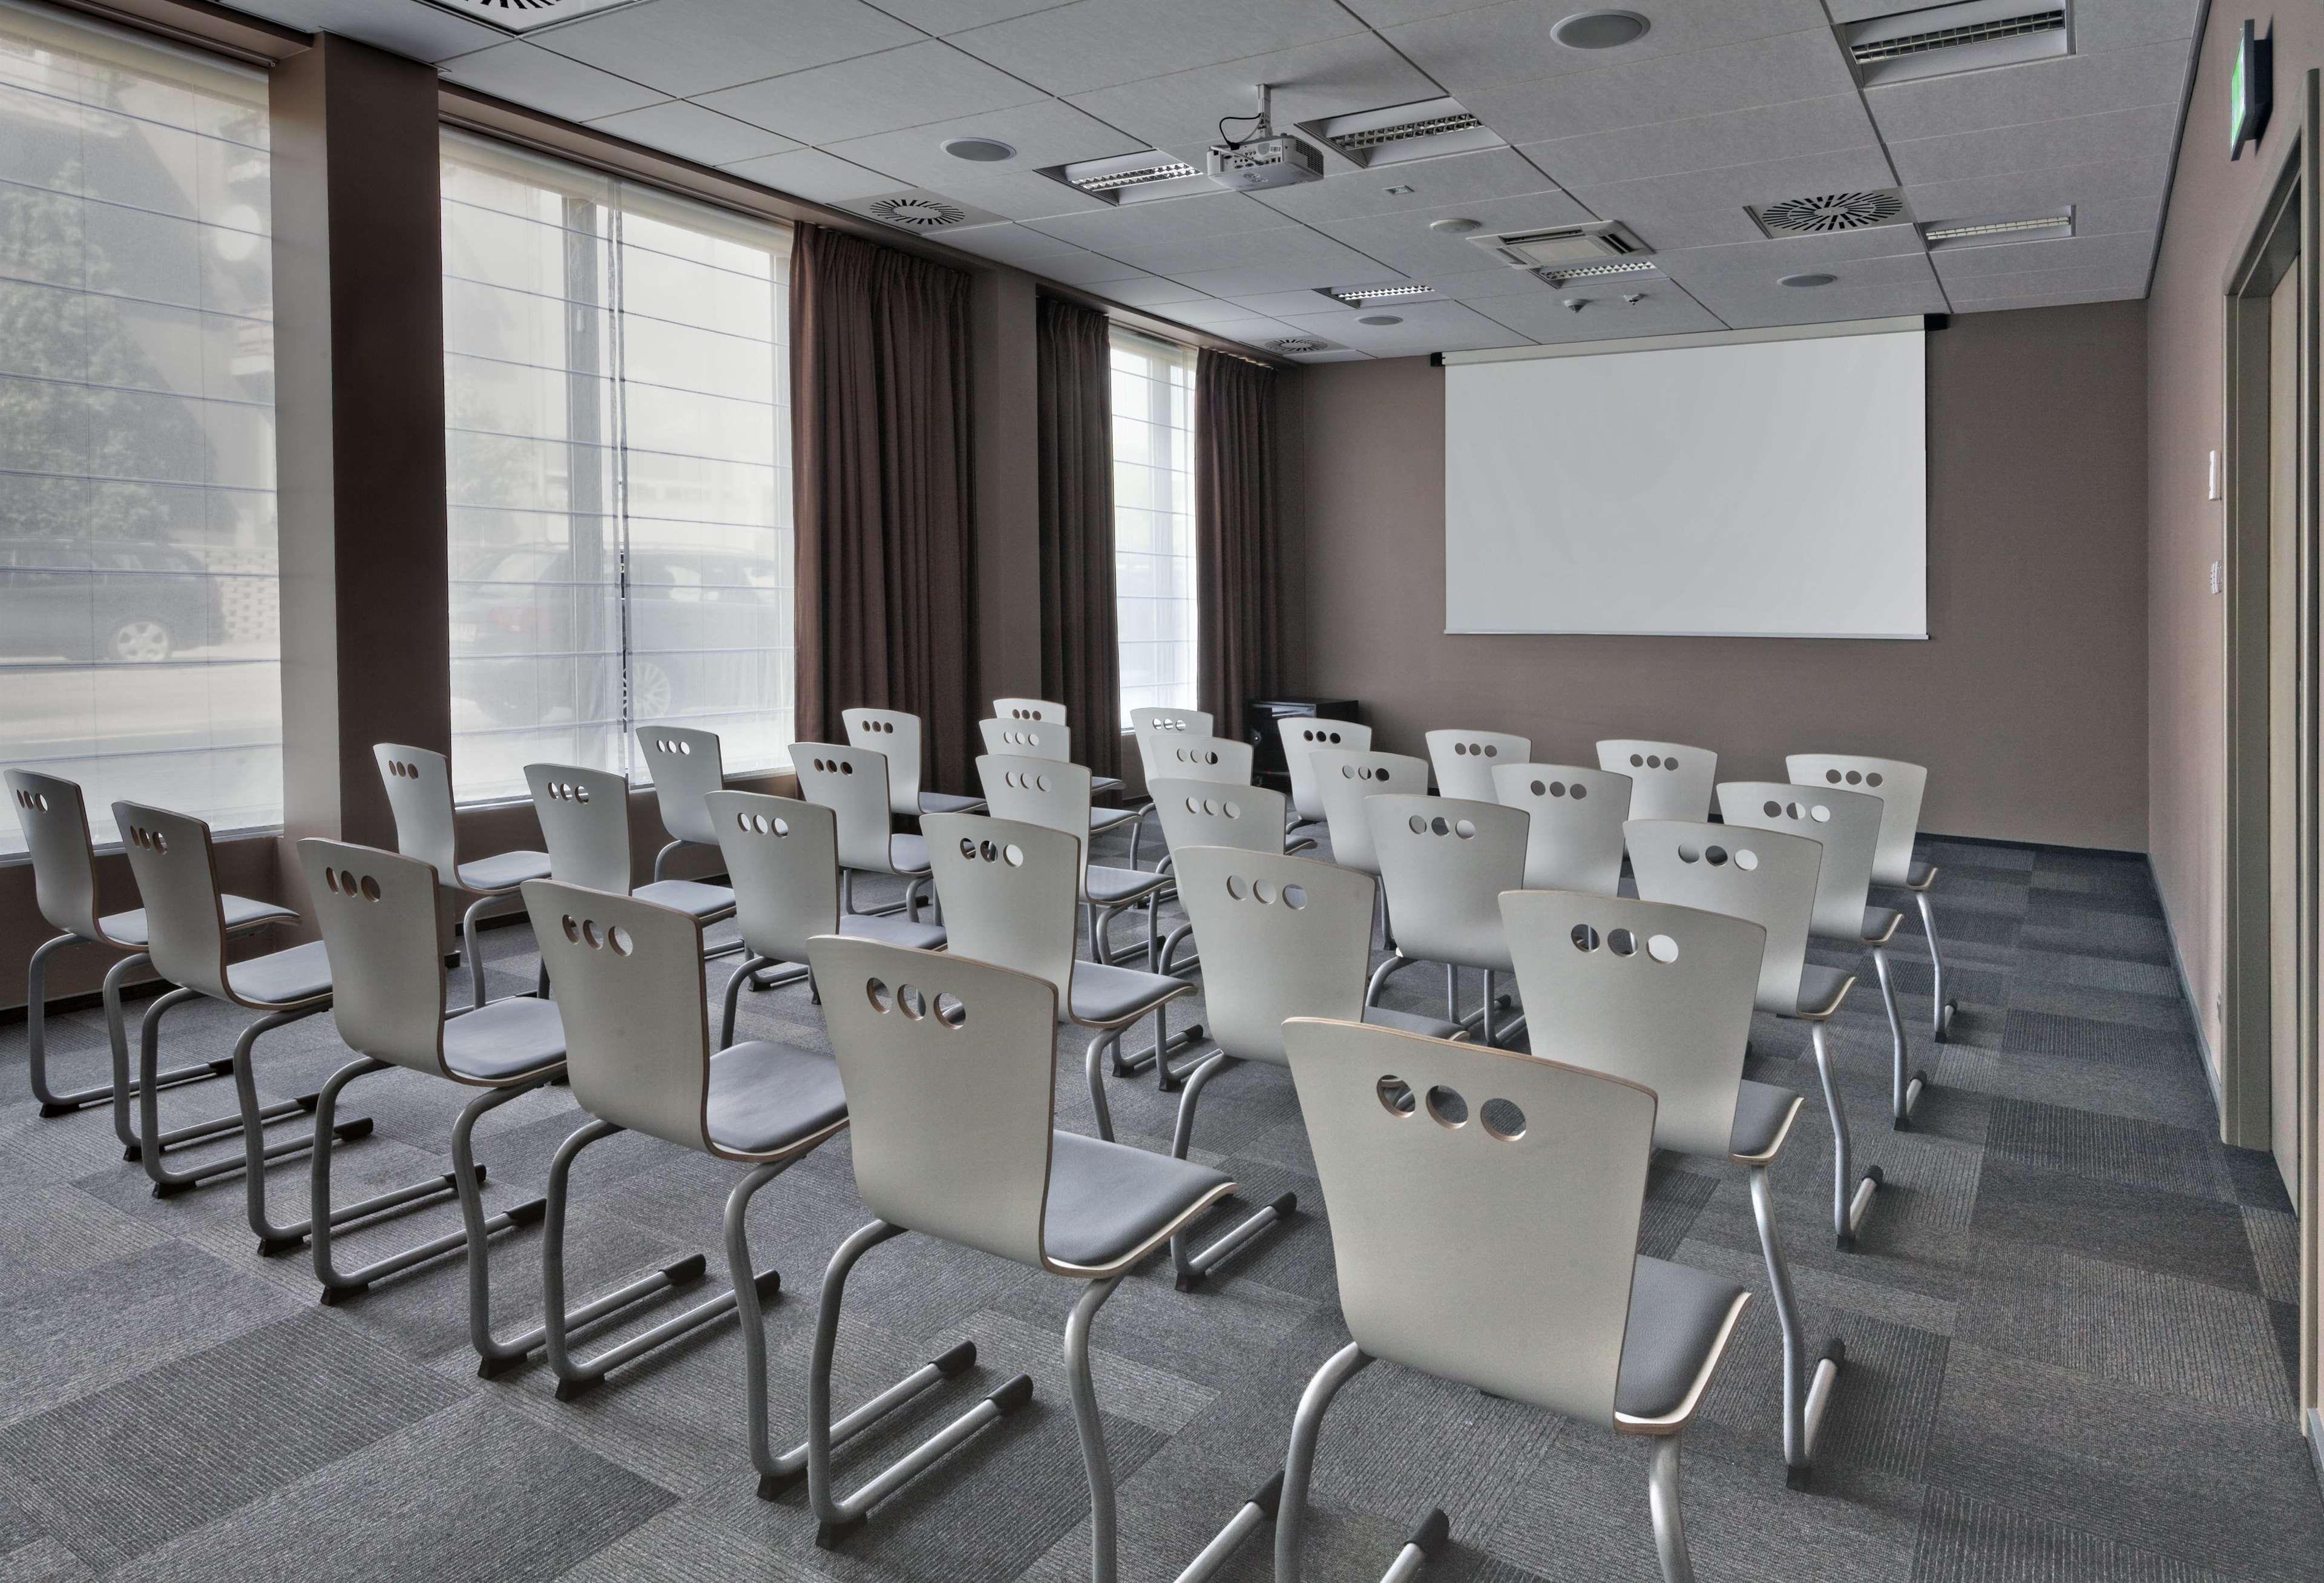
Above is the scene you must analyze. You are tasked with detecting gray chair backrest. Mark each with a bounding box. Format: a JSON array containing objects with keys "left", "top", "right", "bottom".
[
  {"left": 1425, "top": 728, "right": 1532, "bottom": 804},
  {"left": 1597, "top": 740, "right": 1716, "bottom": 824},
  {"left": 1626, "top": 820, "right": 1822, "bottom": 1016},
  {"left": 792, "top": 742, "right": 897, "bottom": 875},
  {"left": 1285, "top": 1018, "right": 1653, "bottom": 1426},
  {"left": 923, "top": 813, "right": 1079, "bottom": 1002},
  {"left": 1492, "top": 763, "right": 1630, "bottom": 895},
  {"left": 994, "top": 697, "right": 1065, "bottom": 724},
  {"left": 112, "top": 801, "right": 234, "bottom": 1002},
  {"left": 525, "top": 763, "right": 634, "bottom": 895},
  {"left": 1279, "top": 717, "right": 1372, "bottom": 823},
  {"left": 8, "top": 769, "right": 106, "bottom": 941},
  {"left": 1149, "top": 777, "right": 1290, "bottom": 857},
  {"left": 845, "top": 708, "right": 927, "bottom": 818},
  {"left": 980, "top": 716, "right": 1074, "bottom": 765},
  {"left": 523, "top": 880, "right": 711, "bottom": 1153},
  {"left": 1174, "top": 847, "right": 1375, "bottom": 1066},
  {"left": 1717, "top": 782, "right": 1883, "bottom": 941},
  {"left": 1145, "top": 734, "right": 1253, "bottom": 786},
  {"left": 978, "top": 754, "right": 1098, "bottom": 895},
  {"left": 707, "top": 791, "right": 838, "bottom": 966},
  {"left": 810, "top": 935, "right": 1057, "bottom": 1271},
  {"left": 299, "top": 838, "right": 449, "bottom": 1077},
  {"left": 1365, "top": 794, "right": 1528, "bottom": 970},
  {"left": 1787, "top": 754, "right": 1928, "bottom": 888},
  {"left": 1310, "top": 748, "right": 1429, "bottom": 877},
  {"left": 1501, "top": 889, "right": 1762, "bottom": 1159},
  {"left": 374, "top": 745, "right": 459, "bottom": 881},
  {"left": 635, "top": 725, "right": 726, "bottom": 847},
  {"left": 1130, "top": 706, "right": 1214, "bottom": 782}
]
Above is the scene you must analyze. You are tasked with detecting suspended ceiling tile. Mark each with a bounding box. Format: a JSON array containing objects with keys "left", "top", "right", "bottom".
[
  {"left": 1569, "top": 145, "right": 1902, "bottom": 250},
  {"left": 1949, "top": 285, "right": 2147, "bottom": 312},
  {"left": 1082, "top": 222, "right": 1388, "bottom": 281},
  {"left": 1086, "top": 275, "right": 1219, "bottom": 308},
  {"left": 438, "top": 42, "right": 665, "bottom": 122},
  {"left": 1250, "top": 148, "right": 1577, "bottom": 225},
  {"left": 1473, "top": 287, "right": 1727, "bottom": 340},
  {"left": 1274, "top": 297, "right": 1526, "bottom": 354},
  {"left": 1382, "top": 0, "right": 1831, "bottom": 96},
  {"left": 1521, "top": 93, "right": 1878, "bottom": 189},
  {"left": 1022, "top": 191, "right": 1295, "bottom": 252},
  {"left": 867, "top": 0, "right": 1076, "bottom": 32},
  {"left": 1459, "top": 29, "right": 1857, "bottom": 145},
  {"left": 928, "top": 222, "right": 1087, "bottom": 266},
  {"left": 1902, "top": 156, "right": 2171, "bottom": 228},
  {"left": 586, "top": 100, "right": 800, "bottom": 165},
  {"left": 1887, "top": 104, "right": 2181, "bottom": 188},
  {"left": 1064, "top": 33, "right": 1439, "bottom": 160},
  {"left": 696, "top": 41, "right": 1049, "bottom": 145},
  {"left": 535, "top": 0, "right": 919, "bottom": 99},
  {"left": 1928, "top": 229, "right": 2153, "bottom": 282},
  {"left": 231, "top": 0, "right": 505, "bottom": 61},
  {"left": 1863, "top": 40, "right": 2192, "bottom": 144},
  {"left": 713, "top": 146, "right": 900, "bottom": 202},
  {"left": 945, "top": 0, "right": 1370, "bottom": 97},
  {"left": 1655, "top": 238, "right": 1932, "bottom": 295},
  {"left": 1304, "top": 193, "right": 1604, "bottom": 279},
  {"left": 1938, "top": 257, "right": 2151, "bottom": 301},
  {"left": 2072, "top": 0, "right": 2205, "bottom": 54}
]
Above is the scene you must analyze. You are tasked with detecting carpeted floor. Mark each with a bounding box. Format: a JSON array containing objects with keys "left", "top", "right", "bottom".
[{"left": 0, "top": 826, "right": 2316, "bottom": 1582}]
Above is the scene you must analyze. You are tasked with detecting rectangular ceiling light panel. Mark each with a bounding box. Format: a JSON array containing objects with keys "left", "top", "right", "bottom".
[
  {"left": 1038, "top": 150, "right": 1215, "bottom": 206},
  {"left": 1301, "top": 97, "right": 1505, "bottom": 169},
  {"left": 1843, "top": 0, "right": 2071, "bottom": 87},
  {"left": 416, "top": 0, "right": 651, "bottom": 35},
  {"left": 1318, "top": 282, "right": 1443, "bottom": 306},
  {"left": 1919, "top": 208, "right": 2074, "bottom": 248}
]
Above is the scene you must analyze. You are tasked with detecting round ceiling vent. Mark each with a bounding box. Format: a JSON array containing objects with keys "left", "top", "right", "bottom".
[
  {"left": 1358, "top": 315, "right": 1403, "bottom": 326},
  {"left": 942, "top": 136, "right": 1016, "bottom": 162},
  {"left": 1753, "top": 190, "right": 1905, "bottom": 235},
  {"left": 1780, "top": 272, "right": 1837, "bottom": 288},
  {"left": 1551, "top": 9, "right": 1650, "bottom": 48},
  {"left": 868, "top": 196, "right": 969, "bottom": 228},
  {"left": 1268, "top": 337, "right": 1337, "bottom": 354}
]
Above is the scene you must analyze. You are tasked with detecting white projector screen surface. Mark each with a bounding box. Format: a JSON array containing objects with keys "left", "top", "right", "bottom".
[{"left": 1443, "top": 329, "right": 1928, "bottom": 638}]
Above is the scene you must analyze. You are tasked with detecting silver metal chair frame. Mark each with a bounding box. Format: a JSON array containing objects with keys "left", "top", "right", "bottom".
[
  {"left": 1790, "top": 754, "right": 1954, "bottom": 1042},
  {"left": 1362, "top": 794, "right": 1529, "bottom": 1046},
  {"left": 375, "top": 743, "right": 552, "bottom": 1010}
]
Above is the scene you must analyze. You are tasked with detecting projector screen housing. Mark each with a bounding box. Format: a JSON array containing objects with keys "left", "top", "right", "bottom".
[{"left": 1443, "top": 323, "right": 1928, "bottom": 639}]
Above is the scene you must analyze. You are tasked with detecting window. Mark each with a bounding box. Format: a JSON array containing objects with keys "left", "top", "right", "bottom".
[
  {"left": 1110, "top": 327, "right": 1197, "bottom": 728},
  {"left": 441, "top": 131, "right": 793, "bottom": 806},
  {"left": 0, "top": 0, "right": 278, "bottom": 855}
]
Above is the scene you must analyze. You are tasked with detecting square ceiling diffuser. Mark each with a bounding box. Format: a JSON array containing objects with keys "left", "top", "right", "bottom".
[{"left": 416, "top": 0, "right": 652, "bottom": 36}]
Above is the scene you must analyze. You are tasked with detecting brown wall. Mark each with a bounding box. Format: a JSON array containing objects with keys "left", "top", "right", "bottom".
[
  {"left": 1279, "top": 300, "right": 2151, "bottom": 849},
  {"left": 2146, "top": 10, "right": 2324, "bottom": 1079}
]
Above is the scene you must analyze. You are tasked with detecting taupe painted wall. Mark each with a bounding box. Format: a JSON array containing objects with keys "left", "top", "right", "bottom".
[
  {"left": 1278, "top": 300, "right": 2150, "bottom": 850},
  {"left": 2147, "top": 8, "right": 2324, "bottom": 1079}
]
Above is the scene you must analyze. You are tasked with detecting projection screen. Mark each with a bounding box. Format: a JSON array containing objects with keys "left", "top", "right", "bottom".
[{"left": 1443, "top": 325, "right": 1927, "bottom": 638}]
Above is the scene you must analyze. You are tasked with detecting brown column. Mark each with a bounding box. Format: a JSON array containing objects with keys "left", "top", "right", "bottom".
[
  {"left": 970, "top": 268, "right": 1042, "bottom": 704},
  {"left": 271, "top": 33, "right": 450, "bottom": 903}
]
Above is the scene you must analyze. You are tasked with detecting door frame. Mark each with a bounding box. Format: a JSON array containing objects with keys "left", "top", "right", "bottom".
[{"left": 2221, "top": 68, "right": 2321, "bottom": 1420}]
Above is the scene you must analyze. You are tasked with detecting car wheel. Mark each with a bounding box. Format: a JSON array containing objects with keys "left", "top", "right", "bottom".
[
  {"left": 630, "top": 658, "right": 674, "bottom": 718},
  {"left": 105, "top": 617, "right": 174, "bottom": 662}
]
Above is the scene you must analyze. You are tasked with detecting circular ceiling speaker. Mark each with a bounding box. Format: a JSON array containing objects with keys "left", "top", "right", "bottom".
[
  {"left": 1551, "top": 10, "right": 1650, "bottom": 48},
  {"left": 1428, "top": 217, "right": 1483, "bottom": 234},
  {"left": 1358, "top": 314, "right": 1403, "bottom": 326},
  {"left": 1779, "top": 271, "right": 1838, "bottom": 288},
  {"left": 868, "top": 195, "right": 968, "bottom": 228},
  {"left": 942, "top": 136, "right": 1016, "bottom": 162}
]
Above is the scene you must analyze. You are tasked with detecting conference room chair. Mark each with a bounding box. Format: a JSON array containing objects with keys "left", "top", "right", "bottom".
[
  {"left": 114, "top": 803, "right": 459, "bottom": 1259},
  {"left": 1425, "top": 727, "right": 1533, "bottom": 803},
  {"left": 1143, "top": 777, "right": 1312, "bottom": 975},
  {"left": 1719, "top": 782, "right": 1924, "bottom": 1128},
  {"left": 844, "top": 706, "right": 986, "bottom": 819},
  {"left": 1790, "top": 754, "right": 1952, "bottom": 1042},
  {"left": 1364, "top": 794, "right": 1529, "bottom": 1045},
  {"left": 295, "top": 838, "right": 567, "bottom": 1348},
  {"left": 924, "top": 811, "right": 1198, "bottom": 1105},
  {"left": 525, "top": 766, "right": 741, "bottom": 970},
  {"left": 790, "top": 743, "right": 933, "bottom": 923},
  {"left": 977, "top": 754, "right": 1172, "bottom": 969},
  {"left": 977, "top": 714, "right": 1133, "bottom": 821},
  {"left": 1629, "top": 820, "right": 1885, "bottom": 1249},
  {"left": 1121, "top": 731, "right": 1249, "bottom": 869},
  {"left": 1161, "top": 847, "right": 1463, "bottom": 1291},
  {"left": 8, "top": 769, "right": 291, "bottom": 1139},
  {"left": 1310, "top": 745, "right": 1428, "bottom": 946},
  {"left": 988, "top": 699, "right": 1126, "bottom": 794},
  {"left": 1502, "top": 889, "right": 1845, "bottom": 1490},
  {"left": 802, "top": 934, "right": 1233, "bottom": 1564},
  {"left": 1126, "top": 704, "right": 1216, "bottom": 865},
  {"left": 1492, "top": 762, "right": 1632, "bottom": 894},
  {"left": 375, "top": 744, "right": 554, "bottom": 1010},
  {"left": 706, "top": 790, "right": 945, "bottom": 1048},
  {"left": 1259, "top": 1018, "right": 1744, "bottom": 1583},
  {"left": 1598, "top": 740, "right": 1718, "bottom": 823},
  {"left": 1278, "top": 716, "right": 1371, "bottom": 836},
  {"left": 635, "top": 725, "right": 727, "bottom": 881},
  {"left": 523, "top": 881, "right": 980, "bottom": 1489}
]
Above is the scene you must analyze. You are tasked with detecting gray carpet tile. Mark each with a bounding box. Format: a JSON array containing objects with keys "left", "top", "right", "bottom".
[{"left": 0, "top": 828, "right": 2319, "bottom": 1581}]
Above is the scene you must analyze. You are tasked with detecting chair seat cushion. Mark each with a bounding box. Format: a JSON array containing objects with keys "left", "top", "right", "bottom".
[
  {"left": 1861, "top": 906, "right": 1902, "bottom": 946},
  {"left": 634, "top": 878, "right": 736, "bottom": 921},
  {"left": 704, "top": 1039, "right": 849, "bottom": 1158},
  {"left": 1614, "top": 1257, "right": 1749, "bottom": 1422},
  {"left": 1793, "top": 964, "right": 1854, "bottom": 1019},
  {"left": 890, "top": 832, "right": 931, "bottom": 875},
  {"left": 1728, "top": 1079, "right": 1802, "bottom": 1163},
  {"left": 455, "top": 849, "right": 553, "bottom": 894},
  {"left": 1363, "top": 1005, "right": 1464, "bottom": 1041},
  {"left": 1043, "top": 1131, "right": 1232, "bottom": 1271},
  {"left": 1906, "top": 859, "right": 1937, "bottom": 890},
  {"left": 100, "top": 892, "right": 292, "bottom": 948},
  {"left": 919, "top": 791, "right": 986, "bottom": 817},
  {"left": 1092, "top": 775, "right": 1124, "bottom": 797},
  {"left": 1087, "top": 864, "right": 1168, "bottom": 906},
  {"left": 226, "top": 940, "right": 333, "bottom": 1007},
  {"left": 839, "top": 912, "right": 948, "bottom": 952},
  {"left": 1090, "top": 805, "right": 1140, "bottom": 835},
  {"left": 1067, "top": 961, "right": 1191, "bottom": 1027},
  {"left": 442, "top": 995, "right": 567, "bottom": 1083}
]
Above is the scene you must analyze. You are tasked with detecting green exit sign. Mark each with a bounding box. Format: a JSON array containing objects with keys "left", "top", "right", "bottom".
[{"left": 2231, "top": 19, "right": 2273, "bottom": 160}]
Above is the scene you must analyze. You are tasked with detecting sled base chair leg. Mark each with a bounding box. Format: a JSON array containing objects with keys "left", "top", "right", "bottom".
[
  {"left": 28, "top": 939, "right": 228, "bottom": 1120},
  {"left": 1915, "top": 890, "right": 1957, "bottom": 1042},
  {"left": 1808, "top": 1022, "right": 1882, "bottom": 1249},
  {"left": 1871, "top": 944, "right": 1929, "bottom": 1128},
  {"left": 1748, "top": 1165, "right": 1845, "bottom": 1489},
  {"left": 1166, "top": 1053, "right": 1295, "bottom": 1291},
  {"left": 1273, "top": 1344, "right": 1454, "bottom": 1583}
]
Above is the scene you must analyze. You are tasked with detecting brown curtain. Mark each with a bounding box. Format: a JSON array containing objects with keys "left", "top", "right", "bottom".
[
  {"left": 1194, "top": 347, "right": 1280, "bottom": 744},
  {"left": 790, "top": 223, "right": 978, "bottom": 794},
  {"left": 1036, "top": 295, "right": 1121, "bottom": 780}
]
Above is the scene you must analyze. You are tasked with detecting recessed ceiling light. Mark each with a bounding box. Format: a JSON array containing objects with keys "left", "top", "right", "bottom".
[
  {"left": 1359, "top": 314, "right": 1403, "bottom": 325},
  {"left": 1781, "top": 272, "right": 1837, "bottom": 288},
  {"left": 1551, "top": 10, "right": 1650, "bottom": 48},
  {"left": 942, "top": 136, "right": 1016, "bottom": 162},
  {"left": 1428, "top": 217, "right": 1483, "bottom": 234}
]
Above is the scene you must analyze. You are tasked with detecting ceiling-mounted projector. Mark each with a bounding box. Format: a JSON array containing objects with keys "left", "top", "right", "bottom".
[{"left": 1208, "top": 84, "right": 1325, "bottom": 191}]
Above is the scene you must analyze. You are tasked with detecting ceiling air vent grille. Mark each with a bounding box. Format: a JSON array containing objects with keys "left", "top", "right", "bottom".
[
  {"left": 1851, "top": 8, "right": 2061, "bottom": 63},
  {"left": 1318, "top": 282, "right": 1439, "bottom": 306},
  {"left": 1038, "top": 150, "right": 1213, "bottom": 206},
  {"left": 1747, "top": 189, "right": 1907, "bottom": 237},
  {"left": 1075, "top": 160, "right": 1200, "bottom": 193},
  {"left": 1268, "top": 337, "right": 1339, "bottom": 354},
  {"left": 1842, "top": 0, "right": 2073, "bottom": 87},
  {"left": 1537, "top": 259, "right": 1658, "bottom": 285},
  {"left": 1328, "top": 112, "right": 1484, "bottom": 153},
  {"left": 1468, "top": 220, "right": 1650, "bottom": 270},
  {"left": 833, "top": 189, "right": 1009, "bottom": 234},
  {"left": 417, "top": 0, "right": 646, "bottom": 34}
]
